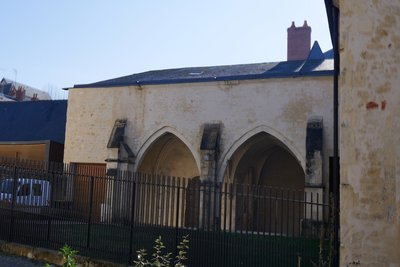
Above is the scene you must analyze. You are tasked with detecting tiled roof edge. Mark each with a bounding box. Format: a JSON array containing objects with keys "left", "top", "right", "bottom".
[{"left": 71, "top": 70, "right": 333, "bottom": 89}]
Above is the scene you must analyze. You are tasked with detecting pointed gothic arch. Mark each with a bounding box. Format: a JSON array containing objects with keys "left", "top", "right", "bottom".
[
  {"left": 220, "top": 126, "right": 305, "bottom": 233},
  {"left": 219, "top": 125, "right": 305, "bottom": 183},
  {"left": 135, "top": 126, "right": 200, "bottom": 177},
  {"left": 134, "top": 128, "right": 201, "bottom": 228}
]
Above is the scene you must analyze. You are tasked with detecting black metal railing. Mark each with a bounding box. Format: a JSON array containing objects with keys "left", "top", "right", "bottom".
[{"left": 0, "top": 158, "right": 333, "bottom": 266}]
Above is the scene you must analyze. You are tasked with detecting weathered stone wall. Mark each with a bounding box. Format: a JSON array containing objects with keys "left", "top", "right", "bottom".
[
  {"left": 64, "top": 76, "right": 333, "bottom": 186},
  {"left": 339, "top": 0, "right": 400, "bottom": 265}
]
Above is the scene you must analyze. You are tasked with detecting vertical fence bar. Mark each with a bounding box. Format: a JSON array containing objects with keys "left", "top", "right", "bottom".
[
  {"left": 86, "top": 175, "right": 95, "bottom": 248},
  {"left": 201, "top": 181, "right": 206, "bottom": 230},
  {"left": 9, "top": 164, "right": 18, "bottom": 242},
  {"left": 295, "top": 190, "right": 300, "bottom": 265},
  {"left": 150, "top": 175, "right": 156, "bottom": 226},
  {"left": 180, "top": 178, "right": 186, "bottom": 229},
  {"left": 303, "top": 190, "right": 307, "bottom": 263},
  {"left": 128, "top": 173, "right": 137, "bottom": 264},
  {"left": 214, "top": 182, "right": 218, "bottom": 231},
  {"left": 244, "top": 184, "right": 249, "bottom": 233},
  {"left": 135, "top": 174, "right": 141, "bottom": 225},
  {"left": 207, "top": 181, "right": 211, "bottom": 230},
  {"left": 169, "top": 177, "right": 175, "bottom": 228},
  {"left": 46, "top": 168, "right": 55, "bottom": 242},
  {"left": 223, "top": 183, "right": 227, "bottom": 232},
  {"left": 155, "top": 175, "right": 161, "bottom": 226},
  {"left": 255, "top": 185, "right": 260, "bottom": 234},
  {"left": 160, "top": 176, "right": 165, "bottom": 227},
  {"left": 286, "top": 189, "right": 289, "bottom": 238},
  {"left": 228, "top": 183, "right": 233, "bottom": 232},
  {"left": 311, "top": 191, "right": 314, "bottom": 237},
  {"left": 238, "top": 183, "right": 243, "bottom": 234},
  {"left": 144, "top": 174, "right": 151, "bottom": 225},
  {"left": 165, "top": 176, "right": 171, "bottom": 227},
  {"left": 137, "top": 174, "right": 143, "bottom": 225},
  {"left": 291, "top": 190, "right": 295, "bottom": 237},
  {"left": 264, "top": 186, "right": 269, "bottom": 266},
  {"left": 0, "top": 158, "right": 334, "bottom": 266},
  {"left": 174, "top": 177, "right": 181, "bottom": 258}
]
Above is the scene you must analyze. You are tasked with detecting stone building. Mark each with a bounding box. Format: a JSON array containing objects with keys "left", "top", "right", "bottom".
[
  {"left": 63, "top": 23, "right": 334, "bottom": 227},
  {"left": 326, "top": 0, "right": 400, "bottom": 266},
  {"left": 0, "top": 100, "right": 67, "bottom": 162}
]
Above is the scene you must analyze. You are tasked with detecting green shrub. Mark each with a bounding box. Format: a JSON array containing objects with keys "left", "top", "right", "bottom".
[
  {"left": 44, "top": 244, "right": 78, "bottom": 267},
  {"left": 134, "top": 235, "right": 189, "bottom": 267}
]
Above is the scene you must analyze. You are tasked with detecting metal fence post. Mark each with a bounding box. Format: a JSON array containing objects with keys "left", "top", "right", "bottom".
[
  {"left": 174, "top": 178, "right": 181, "bottom": 258},
  {"left": 86, "top": 176, "right": 95, "bottom": 248},
  {"left": 128, "top": 173, "right": 137, "bottom": 264},
  {"left": 9, "top": 164, "right": 18, "bottom": 242},
  {"left": 0, "top": 158, "right": 336, "bottom": 266},
  {"left": 46, "top": 169, "right": 55, "bottom": 242}
]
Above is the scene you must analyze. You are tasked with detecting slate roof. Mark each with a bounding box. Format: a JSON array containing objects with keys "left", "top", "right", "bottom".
[
  {"left": 0, "top": 100, "right": 67, "bottom": 144},
  {"left": 72, "top": 43, "right": 334, "bottom": 89}
]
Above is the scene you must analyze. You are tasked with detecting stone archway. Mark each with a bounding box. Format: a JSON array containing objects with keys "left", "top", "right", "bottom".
[
  {"left": 223, "top": 132, "right": 305, "bottom": 234},
  {"left": 137, "top": 133, "right": 199, "bottom": 178},
  {"left": 136, "top": 132, "right": 200, "bottom": 227}
]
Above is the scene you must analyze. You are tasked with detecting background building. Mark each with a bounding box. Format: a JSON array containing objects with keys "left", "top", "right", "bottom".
[
  {"left": 0, "top": 78, "right": 51, "bottom": 102},
  {"left": 0, "top": 100, "right": 67, "bottom": 163}
]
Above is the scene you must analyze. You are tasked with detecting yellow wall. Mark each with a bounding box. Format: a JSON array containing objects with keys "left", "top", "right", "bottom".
[
  {"left": 0, "top": 144, "right": 46, "bottom": 161},
  {"left": 64, "top": 76, "right": 333, "bottom": 187},
  {"left": 339, "top": 0, "right": 400, "bottom": 265}
]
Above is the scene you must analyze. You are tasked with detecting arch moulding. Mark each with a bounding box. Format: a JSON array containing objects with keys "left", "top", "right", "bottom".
[
  {"left": 217, "top": 125, "right": 305, "bottom": 183},
  {"left": 134, "top": 126, "right": 201, "bottom": 173}
]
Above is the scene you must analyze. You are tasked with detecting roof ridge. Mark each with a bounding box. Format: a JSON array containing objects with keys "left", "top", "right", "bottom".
[{"left": 72, "top": 58, "right": 333, "bottom": 89}]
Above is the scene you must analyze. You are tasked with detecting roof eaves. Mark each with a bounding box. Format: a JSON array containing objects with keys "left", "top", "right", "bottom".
[
  {"left": 0, "top": 140, "right": 52, "bottom": 146},
  {"left": 71, "top": 70, "right": 333, "bottom": 89}
]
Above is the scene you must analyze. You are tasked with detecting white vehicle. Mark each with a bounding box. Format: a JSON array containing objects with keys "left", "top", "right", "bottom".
[{"left": 0, "top": 178, "right": 51, "bottom": 206}]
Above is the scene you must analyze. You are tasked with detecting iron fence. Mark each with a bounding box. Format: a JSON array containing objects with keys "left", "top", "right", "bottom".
[{"left": 0, "top": 158, "right": 333, "bottom": 266}]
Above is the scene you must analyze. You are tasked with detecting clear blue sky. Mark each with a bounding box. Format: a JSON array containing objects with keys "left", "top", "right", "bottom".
[{"left": 1, "top": 0, "right": 331, "bottom": 99}]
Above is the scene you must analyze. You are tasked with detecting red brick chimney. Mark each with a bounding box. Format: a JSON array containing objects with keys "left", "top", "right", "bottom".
[
  {"left": 15, "top": 86, "right": 26, "bottom": 101},
  {"left": 287, "top": 20, "right": 311, "bottom": 61}
]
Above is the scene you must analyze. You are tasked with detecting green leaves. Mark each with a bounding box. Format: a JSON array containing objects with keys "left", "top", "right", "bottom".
[
  {"left": 133, "top": 235, "right": 189, "bottom": 267},
  {"left": 175, "top": 235, "right": 189, "bottom": 267},
  {"left": 134, "top": 249, "right": 150, "bottom": 266},
  {"left": 44, "top": 244, "right": 78, "bottom": 267},
  {"left": 59, "top": 244, "right": 78, "bottom": 267},
  {"left": 151, "top": 236, "right": 172, "bottom": 267}
]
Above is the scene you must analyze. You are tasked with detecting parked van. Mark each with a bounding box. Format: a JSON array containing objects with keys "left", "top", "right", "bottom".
[{"left": 0, "top": 178, "right": 51, "bottom": 206}]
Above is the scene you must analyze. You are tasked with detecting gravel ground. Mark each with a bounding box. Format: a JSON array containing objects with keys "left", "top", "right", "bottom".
[{"left": 0, "top": 252, "right": 44, "bottom": 267}]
